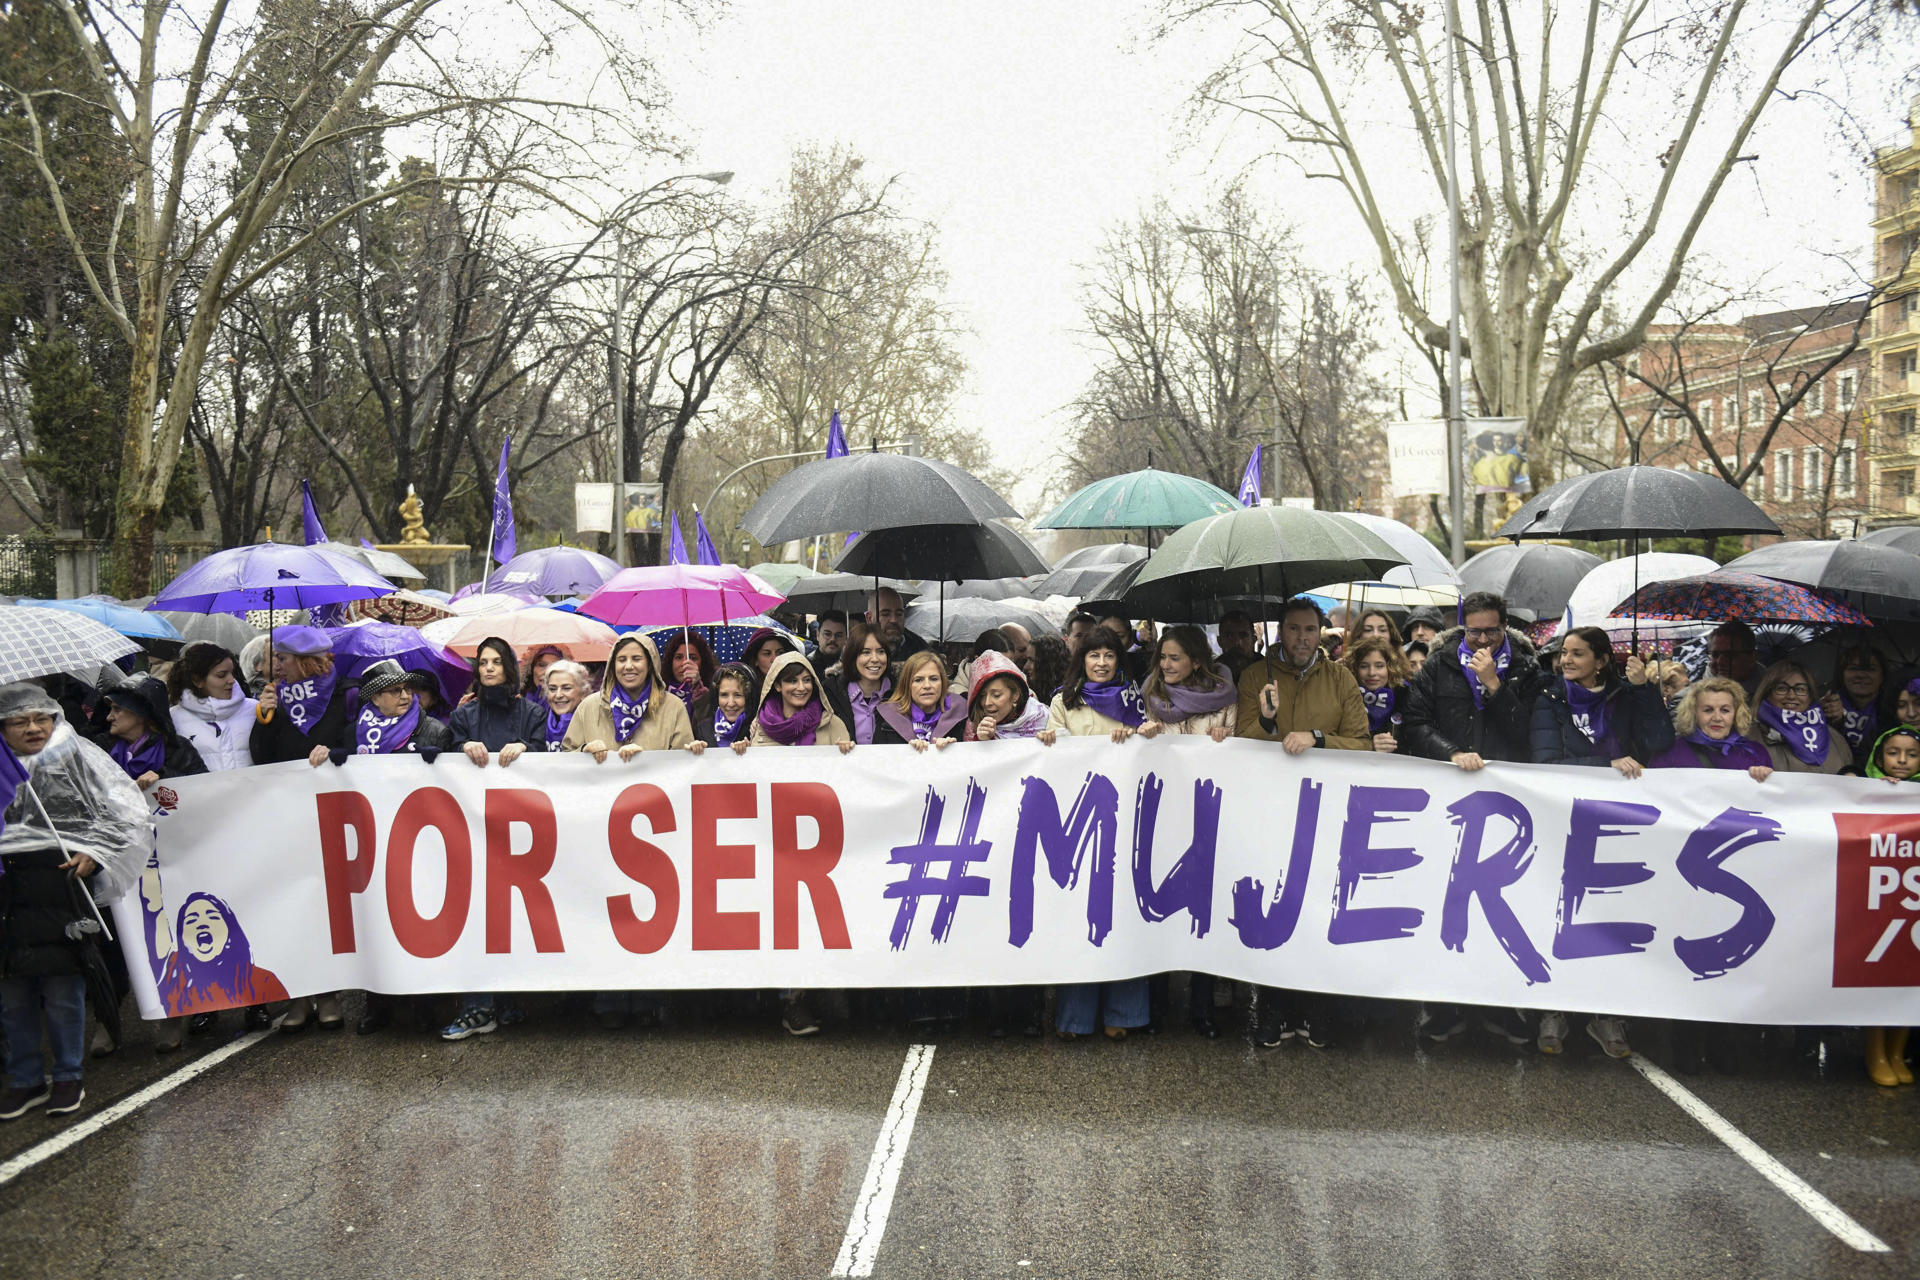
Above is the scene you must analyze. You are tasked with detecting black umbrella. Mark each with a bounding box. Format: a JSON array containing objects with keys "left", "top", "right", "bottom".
[
  {"left": 742, "top": 452, "right": 1018, "bottom": 544},
  {"left": 943, "top": 577, "right": 1038, "bottom": 602},
  {"left": 905, "top": 596, "right": 1060, "bottom": 643},
  {"left": 1494, "top": 466, "right": 1780, "bottom": 540},
  {"left": 836, "top": 523, "right": 1049, "bottom": 638},
  {"left": 1052, "top": 542, "right": 1149, "bottom": 572},
  {"left": 779, "top": 573, "right": 919, "bottom": 616},
  {"left": 1860, "top": 526, "right": 1920, "bottom": 556},
  {"left": 1458, "top": 543, "right": 1603, "bottom": 618},
  {"left": 1724, "top": 540, "right": 1920, "bottom": 622},
  {"left": 1037, "top": 561, "right": 1144, "bottom": 600}
]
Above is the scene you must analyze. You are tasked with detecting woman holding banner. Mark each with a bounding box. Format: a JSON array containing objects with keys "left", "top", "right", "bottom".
[
  {"left": 823, "top": 622, "right": 893, "bottom": 745},
  {"left": 1341, "top": 638, "right": 1410, "bottom": 755},
  {"left": 871, "top": 652, "right": 966, "bottom": 749},
  {"left": 687, "top": 663, "right": 758, "bottom": 751},
  {"left": 1039, "top": 627, "right": 1151, "bottom": 1042},
  {"left": 541, "top": 660, "right": 591, "bottom": 750},
  {"left": 250, "top": 626, "right": 349, "bottom": 769},
  {"left": 1752, "top": 661, "right": 1853, "bottom": 775},
  {"left": 1864, "top": 725, "right": 1919, "bottom": 1088}
]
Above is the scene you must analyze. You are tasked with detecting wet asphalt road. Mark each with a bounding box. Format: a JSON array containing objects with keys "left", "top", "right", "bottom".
[{"left": 0, "top": 995, "right": 1914, "bottom": 1279}]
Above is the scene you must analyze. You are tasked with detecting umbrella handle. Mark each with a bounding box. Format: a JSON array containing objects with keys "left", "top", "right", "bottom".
[{"left": 257, "top": 584, "right": 277, "bottom": 724}]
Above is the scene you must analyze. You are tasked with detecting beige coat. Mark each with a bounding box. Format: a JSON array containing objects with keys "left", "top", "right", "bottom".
[
  {"left": 1761, "top": 728, "right": 1854, "bottom": 774},
  {"left": 1234, "top": 651, "right": 1370, "bottom": 751},
  {"left": 1045, "top": 694, "right": 1132, "bottom": 737},
  {"left": 559, "top": 634, "right": 692, "bottom": 751},
  {"left": 1148, "top": 703, "right": 1236, "bottom": 736},
  {"left": 747, "top": 650, "right": 853, "bottom": 745}
]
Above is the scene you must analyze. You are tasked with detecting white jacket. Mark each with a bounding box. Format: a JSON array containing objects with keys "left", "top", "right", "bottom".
[{"left": 171, "top": 689, "right": 258, "bottom": 771}]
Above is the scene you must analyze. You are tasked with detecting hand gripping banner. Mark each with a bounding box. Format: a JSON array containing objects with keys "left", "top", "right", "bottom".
[{"left": 118, "top": 738, "right": 1920, "bottom": 1024}]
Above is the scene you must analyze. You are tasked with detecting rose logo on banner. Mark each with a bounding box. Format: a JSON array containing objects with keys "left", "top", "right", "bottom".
[{"left": 1832, "top": 812, "right": 1920, "bottom": 987}]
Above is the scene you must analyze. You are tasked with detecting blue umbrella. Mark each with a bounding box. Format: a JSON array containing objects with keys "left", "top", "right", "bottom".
[{"left": 19, "top": 597, "right": 183, "bottom": 642}]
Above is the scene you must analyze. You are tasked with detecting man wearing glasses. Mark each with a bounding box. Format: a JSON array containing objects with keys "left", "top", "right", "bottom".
[{"left": 1401, "top": 590, "right": 1545, "bottom": 1047}]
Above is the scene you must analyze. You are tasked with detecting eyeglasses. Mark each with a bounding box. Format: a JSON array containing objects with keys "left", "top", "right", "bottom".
[
  {"left": 1770, "top": 683, "right": 1812, "bottom": 697},
  {"left": 1464, "top": 626, "right": 1504, "bottom": 639}
]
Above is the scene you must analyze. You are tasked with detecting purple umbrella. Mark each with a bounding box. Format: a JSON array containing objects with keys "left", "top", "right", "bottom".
[
  {"left": 485, "top": 545, "right": 621, "bottom": 598},
  {"left": 326, "top": 622, "right": 472, "bottom": 711},
  {"left": 149, "top": 542, "right": 396, "bottom": 614},
  {"left": 449, "top": 582, "right": 546, "bottom": 606}
]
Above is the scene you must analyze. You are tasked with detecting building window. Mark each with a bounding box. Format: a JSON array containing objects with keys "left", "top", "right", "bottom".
[
  {"left": 1896, "top": 409, "right": 1919, "bottom": 441},
  {"left": 1701, "top": 400, "right": 1715, "bottom": 431},
  {"left": 1839, "top": 373, "right": 1857, "bottom": 409},
  {"left": 1889, "top": 470, "right": 1915, "bottom": 505},
  {"left": 1744, "top": 461, "right": 1764, "bottom": 498},
  {"left": 1837, "top": 445, "right": 1857, "bottom": 497},
  {"left": 1809, "top": 381, "right": 1825, "bottom": 415},
  {"left": 1748, "top": 390, "right": 1767, "bottom": 424},
  {"left": 1774, "top": 449, "right": 1794, "bottom": 501},
  {"left": 1724, "top": 395, "right": 1737, "bottom": 428},
  {"left": 1804, "top": 446, "right": 1824, "bottom": 495}
]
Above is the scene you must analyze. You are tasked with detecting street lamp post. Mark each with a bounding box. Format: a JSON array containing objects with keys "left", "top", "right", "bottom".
[{"left": 607, "top": 170, "right": 734, "bottom": 566}]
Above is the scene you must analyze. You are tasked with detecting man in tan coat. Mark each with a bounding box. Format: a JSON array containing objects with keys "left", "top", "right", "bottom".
[{"left": 1234, "top": 596, "right": 1370, "bottom": 1051}]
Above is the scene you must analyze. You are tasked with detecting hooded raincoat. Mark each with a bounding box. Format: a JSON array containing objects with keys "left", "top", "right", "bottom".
[{"left": 562, "top": 634, "right": 694, "bottom": 752}]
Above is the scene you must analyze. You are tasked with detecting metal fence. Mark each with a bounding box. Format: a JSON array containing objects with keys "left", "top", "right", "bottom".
[
  {"left": 0, "top": 538, "right": 58, "bottom": 598},
  {"left": 0, "top": 536, "right": 212, "bottom": 599}
]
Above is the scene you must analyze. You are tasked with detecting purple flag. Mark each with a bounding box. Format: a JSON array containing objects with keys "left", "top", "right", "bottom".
[
  {"left": 695, "top": 510, "right": 720, "bottom": 565},
  {"left": 0, "top": 739, "right": 24, "bottom": 852},
  {"left": 1237, "top": 445, "right": 1263, "bottom": 506},
  {"left": 826, "top": 410, "right": 848, "bottom": 459},
  {"left": 667, "top": 513, "right": 689, "bottom": 565},
  {"left": 301, "top": 479, "right": 329, "bottom": 545},
  {"left": 490, "top": 436, "right": 516, "bottom": 566}
]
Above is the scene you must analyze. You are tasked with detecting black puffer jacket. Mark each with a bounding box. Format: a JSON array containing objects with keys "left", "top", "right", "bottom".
[
  {"left": 1530, "top": 676, "right": 1675, "bottom": 766},
  {"left": 1402, "top": 626, "right": 1545, "bottom": 763},
  {"left": 319, "top": 711, "right": 453, "bottom": 765},
  {"left": 448, "top": 685, "right": 547, "bottom": 752},
  {"left": 251, "top": 679, "right": 351, "bottom": 765}
]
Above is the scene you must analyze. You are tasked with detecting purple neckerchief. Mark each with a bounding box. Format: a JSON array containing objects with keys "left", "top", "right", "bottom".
[
  {"left": 1563, "top": 678, "right": 1614, "bottom": 753},
  {"left": 608, "top": 680, "right": 650, "bottom": 743},
  {"left": 1079, "top": 677, "right": 1146, "bottom": 727},
  {"left": 355, "top": 699, "right": 422, "bottom": 754},
  {"left": 109, "top": 733, "right": 166, "bottom": 779},
  {"left": 1685, "top": 727, "right": 1755, "bottom": 757},
  {"left": 668, "top": 679, "right": 707, "bottom": 710},
  {"left": 279, "top": 666, "right": 338, "bottom": 733},
  {"left": 1758, "top": 701, "right": 1830, "bottom": 766},
  {"left": 713, "top": 705, "right": 748, "bottom": 746},
  {"left": 1837, "top": 693, "right": 1878, "bottom": 752},
  {"left": 1361, "top": 685, "right": 1399, "bottom": 735},
  {"left": 758, "top": 694, "right": 823, "bottom": 745},
  {"left": 1145, "top": 664, "right": 1238, "bottom": 724},
  {"left": 545, "top": 708, "right": 575, "bottom": 749},
  {"left": 848, "top": 679, "right": 891, "bottom": 745},
  {"left": 909, "top": 696, "right": 953, "bottom": 741},
  {"left": 1458, "top": 635, "right": 1510, "bottom": 709}
]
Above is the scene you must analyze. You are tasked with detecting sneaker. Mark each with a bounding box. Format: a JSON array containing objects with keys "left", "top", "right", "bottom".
[
  {"left": 1255, "top": 1012, "right": 1293, "bottom": 1048},
  {"left": 439, "top": 1008, "right": 497, "bottom": 1041},
  {"left": 88, "top": 1023, "right": 118, "bottom": 1059},
  {"left": 45, "top": 1081, "right": 84, "bottom": 1116},
  {"left": 0, "top": 1083, "right": 50, "bottom": 1121},
  {"left": 781, "top": 997, "right": 821, "bottom": 1037},
  {"left": 1587, "top": 1017, "right": 1631, "bottom": 1059},
  {"left": 497, "top": 1003, "right": 526, "bottom": 1027},
  {"left": 1537, "top": 1011, "right": 1570, "bottom": 1055},
  {"left": 1295, "top": 1019, "right": 1330, "bottom": 1050},
  {"left": 1418, "top": 1005, "right": 1467, "bottom": 1043},
  {"left": 1482, "top": 1009, "right": 1533, "bottom": 1047}
]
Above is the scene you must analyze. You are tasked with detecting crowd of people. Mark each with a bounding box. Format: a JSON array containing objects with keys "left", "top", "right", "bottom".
[{"left": 1, "top": 582, "right": 1914, "bottom": 1124}]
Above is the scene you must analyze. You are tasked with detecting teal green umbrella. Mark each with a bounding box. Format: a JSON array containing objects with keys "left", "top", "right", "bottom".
[
  {"left": 1124, "top": 505, "right": 1407, "bottom": 614},
  {"left": 1034, "top": 467, "right": 1241, "bottom": 531}
]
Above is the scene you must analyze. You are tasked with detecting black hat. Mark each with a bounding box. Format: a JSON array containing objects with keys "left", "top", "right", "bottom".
[
  {"left": 104, "top": 676, "right": 174, "bottom": 735},
  {"left": 357, "top": 659, "right": 434, "bottom": 700}
]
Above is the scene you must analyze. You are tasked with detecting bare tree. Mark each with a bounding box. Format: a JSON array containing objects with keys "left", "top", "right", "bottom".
[{"left": 1178, "top": 0, "right": 1873, "bottom": 490}]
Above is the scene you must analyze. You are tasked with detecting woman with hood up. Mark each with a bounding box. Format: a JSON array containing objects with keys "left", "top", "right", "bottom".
[
  {"left": 562, "top": 634, "right": 693, "bottom": 760},
  {"left": 0, "top": 682, "right": 149, "bottom": 1122},
  {"left": 962, "top": 651, "right": 1048, "bottom": 742}
]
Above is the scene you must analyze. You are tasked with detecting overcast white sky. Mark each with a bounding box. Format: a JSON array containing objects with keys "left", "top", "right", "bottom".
[{"left": 648, "top": 1, "right": 1907, "bottom": 510}]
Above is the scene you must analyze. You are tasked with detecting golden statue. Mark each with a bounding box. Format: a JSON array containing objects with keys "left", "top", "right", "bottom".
[{"left": 399, "top": 485, "right": 430, "bottom": 544}]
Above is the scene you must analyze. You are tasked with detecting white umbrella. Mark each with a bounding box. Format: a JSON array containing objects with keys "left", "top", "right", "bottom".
[
  {"left": 1562, "top": 553, "right": 1718, "bottom": 631},
  {"left": 0, "top": 605, "right": 142, "bottom": 685},
  {"left": 1328, "top": 513, "right": 1460, "bottom": 588}
]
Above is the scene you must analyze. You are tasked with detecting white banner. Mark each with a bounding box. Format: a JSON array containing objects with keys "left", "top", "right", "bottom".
[
  {"left": 1388, "top": 419, "right": 1449, "bottom": 498},
  {"left": 573, "top": 482, "right": 614, "bottom": 534},
  {"left": 119, "top": 739, "right": 1920, "bottom": 1024}
]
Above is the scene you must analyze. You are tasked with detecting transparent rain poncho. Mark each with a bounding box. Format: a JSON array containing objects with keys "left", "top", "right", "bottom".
[{"left": 0, "top": 716, "right": 152, "bottom": 907}]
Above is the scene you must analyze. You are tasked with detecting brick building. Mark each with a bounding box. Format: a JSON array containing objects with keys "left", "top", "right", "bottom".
[
  {"left": 1865, "top": 97, "right": 1920, "bottom": 523},
  {"left": 1613, "top": 304, "right": 1870, "bottom": 540}
]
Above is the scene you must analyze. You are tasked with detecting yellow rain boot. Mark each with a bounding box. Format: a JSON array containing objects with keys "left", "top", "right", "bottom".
[
  {"left": 1866, "top": 1027, "right": 1901, "bottom": 1087},
  {"left": 1892, "top": 1028, "right": 1914, "bottom": 1086}
]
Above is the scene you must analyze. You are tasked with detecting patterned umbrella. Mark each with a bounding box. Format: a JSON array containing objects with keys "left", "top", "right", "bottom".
[
  {"left": 646, "top": 616, "right": 799, "bottom": 663},
  {"left": 1607, "top": 570, "right": 1871, "bottom": 627},
  {"left": 346, "top": 589, "right": 455, "bottom": 627},
  {"left": 0, "top": 605, "right": 142, "bottom": 685}
]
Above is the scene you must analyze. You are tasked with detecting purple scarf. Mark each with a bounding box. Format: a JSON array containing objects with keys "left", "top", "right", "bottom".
[
  {"left": 1838, "top": 693, "right": 1879, "bottom": 752},
  {"left": 1079, "top": 677, "right": 1146, "bottom": 728},
  {"left": 848, "top": 679, "right": 891, "bottom": 745},
  {"left": 1563, "top": 678, "right": 1615, "bottom": 754},
  {"left": 909, "top": 696, "right": 953, "bottom": 742},
  {"left": 1145, "top": 664, "right": 1238, "bottom": 724},
  {"left": 1684, "top": 727, "right": 1763, "bottom": 761},
  {"left": 1758, "top": 702, "right": 1830, "bottom": 766},
  {"left": 545, "top": 708, "right": 574, "bottom": 749},
  {"left": 757, "top": 694, "right": 823, "bottom": 746},
  {"left": 668, "top": 679, "right": 707, "bottom": 710},
  {"left": 1458, "top": 635, "right": 1510, "bottom": 709},
  {"left": 713, "top": 704, "right": 748, "bottom": 747},
  {"left": 109, "top": 733, "right": 166, "bottom": 779},
  {"left": 355, "top": 699, "right": 421, "bottom": 754},
  {"left": 1361, "top": 685, "right": 1399, "bottom": 735},
  {"left": 278, "top": 666, "right": 338, "bottom": 733},
  {"left": 607, "top": 680, "right": 650, "bottom": 743}
]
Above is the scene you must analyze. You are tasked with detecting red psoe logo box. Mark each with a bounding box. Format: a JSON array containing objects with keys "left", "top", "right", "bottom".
[{"left": 1833, "top": 812, "right": 1920, "bottom": 988}]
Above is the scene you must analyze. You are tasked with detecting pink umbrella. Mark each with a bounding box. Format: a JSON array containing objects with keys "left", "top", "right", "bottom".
[
  {"left": 579, "top": 564, "right": 786, "bottom": 628},
  {"left": 444, "top": 607, "right": 620, "bottom": 662}
]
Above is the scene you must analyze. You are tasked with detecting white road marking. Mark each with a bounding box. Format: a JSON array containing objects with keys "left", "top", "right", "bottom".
[
  {"left": 831, "top": 1043, "right": 937, "bottom": 1278},
  {"left": 0, "top": 1028, "right": 274, "bottom": 1188},
  {"left": 1628, "top": 1053, "right": 1891, "bottom": 1253}
]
